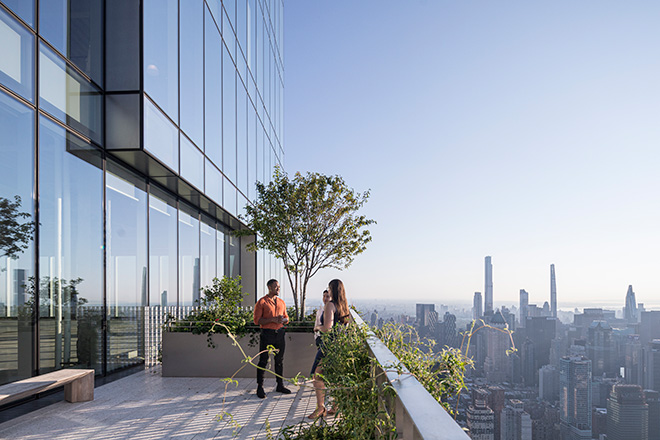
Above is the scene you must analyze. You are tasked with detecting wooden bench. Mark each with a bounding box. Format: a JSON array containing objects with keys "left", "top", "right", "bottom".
[{"left": 0, "top": 369, "right": 95, "bottom": 407}]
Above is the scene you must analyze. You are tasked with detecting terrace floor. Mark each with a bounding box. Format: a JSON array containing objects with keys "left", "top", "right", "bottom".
[{"left": 0, "top": 366, "right": 328, "bottom": 439}]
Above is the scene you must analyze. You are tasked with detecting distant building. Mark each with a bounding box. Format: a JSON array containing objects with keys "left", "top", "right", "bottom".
[
  {"left": 519, "top": 289, "right": 529, "bottom": 328},
  {"left": 484, "top": 256, "right": 493, "bottom": 315},
  {"left": 500, "top": 399, "right": 532, "bottom": 440},
  {"left": 624, "top": 285, "right": 638, "bottom": 323},
  {"left": 640, "top": 311, "right": 660, "bottom": 348},
  {"left": 474, "top": 292, "right": 484, "bottom": 321},
  {"left": 487, "top": 385, "right": 506, "bottom": 440},
  {"left": 625, "top": 334, "right": 644, "bottom": 386},
  {"left": 539, "top": 364, "right": 559, "bottom": 402},
  {"left": 485, "top": 311, "right": 512, "bottom": 383},
  {"left": 416, "top": 303, "right": 436, "bottom": 336},
  {"left": 645, "top": 389, "right": 660, "bottom": 440},
  {"left": 607, "top": 384, "right": 648, "bottom": 440},
  {"left": 559, "top": 355, "right": 592, "bottom": 440},
  {"left": 468, "top": 399, "right": 495, "bottom": 440},
  {"left": 645, "top": 339, "right": 660, "bottom": 392},
  {"left": 550, "top": 264, "right": 557, "bottom": 318},
  {"left": 587, "top": 320, "right": 614, "bottom": 377},
  {"left": 522, "top": 316, "right": 556, "bottom": 387}
]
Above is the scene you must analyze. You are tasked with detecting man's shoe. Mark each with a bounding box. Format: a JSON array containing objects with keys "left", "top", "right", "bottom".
[
  {"left": 276, "top": 385, "right": 292, "bottom": 394},
  {"left": 257, "top": 385, "right": 266, "bottom": 398}
]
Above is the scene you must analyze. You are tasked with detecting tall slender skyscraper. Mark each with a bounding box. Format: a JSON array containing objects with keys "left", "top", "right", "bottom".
[
  {"left": 485, "top": 256, "right": 493, "bottom": 315},
  {"left": 560, "top": 355, "right": 592, "bottom": 440},
  {"left": 474, "top": 292, "right": 484, "bottom": 320},
  {"left": 550, "top": 264, "right": 557, "bottom": 318},
  {"left": 625, "top": 285, "right": 638, "bottom": 323},
  {"left": 519, "top": 289, "right": 529, "bottom": 328}
]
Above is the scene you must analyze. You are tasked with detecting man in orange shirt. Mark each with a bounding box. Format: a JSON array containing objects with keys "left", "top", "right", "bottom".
[{"left": 253, "top": 279, "right": 291, "bottom": 398}]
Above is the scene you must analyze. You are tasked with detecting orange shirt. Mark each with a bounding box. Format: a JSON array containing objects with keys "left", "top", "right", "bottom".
[{"left": 253, "top": 295, "right": 289, "bottom": 330}]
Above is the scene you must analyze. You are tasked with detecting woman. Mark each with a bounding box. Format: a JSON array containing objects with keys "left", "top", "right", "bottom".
[
  {"left": 307, "top": 279, "right": 350, "bottom": 419},
  {"left": 313, "top": 289, "right": 332, "bottom": 347}
]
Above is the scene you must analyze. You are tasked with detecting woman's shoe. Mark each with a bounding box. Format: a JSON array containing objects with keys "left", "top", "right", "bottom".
[
  {"left": 326, "top": 407, "right": 336, "bottom": 416},
  {"left": 307, "top": 407, "right": 326, "bottom": 419}
]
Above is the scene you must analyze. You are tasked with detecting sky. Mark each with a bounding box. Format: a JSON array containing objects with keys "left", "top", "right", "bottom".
[{"left": 282, "top": 1, "right": 660, "bottom": 311}]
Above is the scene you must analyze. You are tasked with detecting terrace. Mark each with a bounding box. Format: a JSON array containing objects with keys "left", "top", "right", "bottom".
[{"left": 0, "top": 310, "right": 470, "bottom": 439}]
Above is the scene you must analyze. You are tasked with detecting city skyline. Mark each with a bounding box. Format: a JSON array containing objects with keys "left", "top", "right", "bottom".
[{"left": 284, "top": 1, "right": 660, "bottom": 306}]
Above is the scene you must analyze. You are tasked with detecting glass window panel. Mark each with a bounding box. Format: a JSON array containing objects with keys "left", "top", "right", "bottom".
[
  {"left": 144, "top": 0, "right": 178, "bottom": 122},
  {"left": 204, "top": 159, "right": 222, "bottom": 204},
  {"left": 38, "top": 116, "right": 103, "bottom": 375},
  {"left": 238, "top": 193, "right": 248, "bottom": 222},
  {"left": 248, "top": 0, "right": 257, "bottom": 76},
  {"left": 180, "top": 0, "right": 204, "bottom": 148},
  {"left": 39, "top": 44, "right": 103, "bottom": 145},
  {"left": 236, "top": 83, "right": 248, "bottom": 195},
  {"left": 0, "top": 9, "right": 34, "bottom": 102},
  {"left": 205, "top": 7, "right": 222, "bottom": 167},
  {"left": 247, "top": 100, "right": 256, "bottom": 200},
  {"left": 222, "top": 10, "right": 235, "bottom": 63},
  {"left": 223, "top": 47, "right": 236, "bottom": 182},
  {"left": 2, "top": 0, "right": 34, "bottom": 28},
  {"left": 106, "top": 163, "right": 147, "bottom": 372},
  {"left": 39, "top": 0, "right": 103, "bottom": 84},
  {"left": 216, "top": 224, "right": 226, "bottom": 278},
  {"left": 223, "top": 177, "right": 236, "bottom": 217},
  {"left": 236, "top": 0, "right": 246, "bottom": 57},
  {"left": 144, "top": 97, "right": 178, "bottom": 172},
  {"left": 178, "top": 206, "right": 200, "bottom": 306},
  {"left": 256, "top": 121, "right": 264, "bottom": 184},
  {"left": 226, "top": 232, "right": 240, "bottom": 279},
  {"left": 206, "top": 0, "right": 221, "bottom": 25},
  {"left": 0, "top": 91, "right": 34, "bottom": 384},
  {"left": 223, "top": 0, "right": 235, "bottom": 34},
  {"left": 149, "top": 188, "right": 177, "bottom": 307},
  {"left": 180, "top": 134, "right": 204, "bottom": 190},
  {"left": 200, "top": 216, "right": 216, "bottom": 289}
]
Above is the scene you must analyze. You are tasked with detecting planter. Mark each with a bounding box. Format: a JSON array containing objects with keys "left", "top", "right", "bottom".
[{"left": 162, "top": 330, "right": 318, "bottom": 378}]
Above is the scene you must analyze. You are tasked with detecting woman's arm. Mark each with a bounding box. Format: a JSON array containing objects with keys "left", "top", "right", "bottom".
[{"left": 318, "top": 302, "right": 336, "bottom": 332}]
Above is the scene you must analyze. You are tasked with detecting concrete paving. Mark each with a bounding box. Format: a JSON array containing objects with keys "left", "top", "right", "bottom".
[{"left": 0, "top": 366, "right": 327, "bottom": 439}]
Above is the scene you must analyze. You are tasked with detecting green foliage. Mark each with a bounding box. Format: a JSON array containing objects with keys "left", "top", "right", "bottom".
[
  {"left": 0, "top": 195, "right": 35, "bottom": 259},
  {"left": 236, "top": 167, "right": 375, "bottom": 321},
  {"left": 376, "top": 323, "right": 471, "bottom": 415},
  {"left": 171, "top": 276, "right": 255, "bottom": 344}
]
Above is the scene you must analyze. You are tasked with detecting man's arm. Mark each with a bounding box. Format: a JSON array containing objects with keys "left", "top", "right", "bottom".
[{"left": 253, "top": 300, "right": 263, "bottom": 326}]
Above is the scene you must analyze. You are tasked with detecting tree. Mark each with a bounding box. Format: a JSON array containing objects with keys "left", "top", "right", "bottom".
[
  {"left": 238, "top": 168, "right": 375, "bottom": 321},
  {"left": 0, "top": 196, "right": 35, "bottom": 259}
]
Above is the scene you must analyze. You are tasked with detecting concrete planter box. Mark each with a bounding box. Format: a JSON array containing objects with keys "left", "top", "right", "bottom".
[{"left": 162, "top": 329, "right": 317, "bottom": 378}]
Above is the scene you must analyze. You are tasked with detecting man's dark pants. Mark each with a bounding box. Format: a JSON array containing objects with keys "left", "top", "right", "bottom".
[{"left": 257, "top": 328, "right": 285, "bottom": 386}]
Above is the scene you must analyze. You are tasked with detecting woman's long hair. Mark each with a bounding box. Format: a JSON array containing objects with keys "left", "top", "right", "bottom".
[{"left": 328, "top": 279, "right": 350, "bottom": 324}]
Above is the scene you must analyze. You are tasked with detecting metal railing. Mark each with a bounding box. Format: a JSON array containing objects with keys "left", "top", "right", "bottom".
[{"left": 350, "top": 309, "right": 470, "bottom": 440}]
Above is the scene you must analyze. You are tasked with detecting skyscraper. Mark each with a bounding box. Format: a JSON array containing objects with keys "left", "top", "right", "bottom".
[
  {"left": 587, "top": 320, "right": 614, "bottom": 377},
  {"left": 474, "top": 291, "right": 483, "bottom": 320},
  {"left": 559, "top": 355, "right": 592, "bottom": 440},
  {"left": 607, "top": 384, "right": 649, "bottom": 440},
  {"left": 500, "top": 399, "right": 532, "bottom": 440},
  {"left": 625, "top": 285, "right": 638, "bottom": 323},
  {"left": 550, "top": 264, "right": 557, "bottom": 318},
  {"left": 468, "top": 398, "right": 495, "bottom": 440},
  {"left": 485, "top": 256, "right": 493, "bottom": 315},
  {"left": 519, "top": 289, "right": 528, "bottom": 328},
  {"left": 645, "top": 389, "right": 660, "bottom": 440},
  {"left": 645, "top": 339, "right": 660, "bottom": 392}
]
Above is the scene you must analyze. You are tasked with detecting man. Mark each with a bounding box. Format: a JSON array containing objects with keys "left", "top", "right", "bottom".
[{"left": 253, "top": 279, "right": 291, "bottom": 398}]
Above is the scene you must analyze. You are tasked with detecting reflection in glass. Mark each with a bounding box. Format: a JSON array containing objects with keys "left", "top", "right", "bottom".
[
  {"left": 144, "top": 97, "right": 178, "bottom": 172},
  {"left": 39, "top": 116, "right": 103, "bottom": 374},
  {"left": 106, "top": 164, "right": 147, "bottom": 372},
  {"left": 205, "top": 7, "right": 222, "bottom": 167},
  {"left": 39, "top": 44, "right": 103, "bottom": 144},
  {"left": 180, "top": 135, "right": 204, "bottom": 190},
  {"left": 0, "top": 9, "right": 34, "bottom": 102},
  {"left": 236, "top": 0, "right": 246, "bottom": 55},
  {"left": 226, "top": 233, "right": 240, "bottom": 279},
  {"left": 39, "top": 0, "right": 103, "bottom": 84},
  {"left": 179, "top": 206, "right": 200, "bottom": 306},
  {"left": 143, "top": 0, "right": 178, "bottom": 122},
  {"left": 236, "top": 83, "right": 248, "bottom": 195},
  {"left": 205, "top": 160, "right": 222, "bottom": 204},
  {"left": 200, "top": 217, "right": 216, "bottom": 290},
  {"left": 0, "top": 91, "right": 34, "bottom": 384},
  {"left": 2, "top": 0, "right": 34, "bottom": 28},
  {"left": 216, "top": 224, "right": 226, "bottom": 278},
  {"left": 223, "top": 177, "right": 237, "bottom": 217},
  {"left": 223, "top": 47, "right": 236, "bottom": 181},
  {"left": 247, "top": 100, "right": 256, "bottom": 200},
  {"left": 149, "top": 188, "right": 177, "bottom": 307},
  {"left": 180, "top": 0, "right": 204, "bottom": 148}
]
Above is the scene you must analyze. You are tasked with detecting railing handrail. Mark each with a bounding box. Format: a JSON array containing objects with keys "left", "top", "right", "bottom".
[{"left": 350, "top": 309, "right": 470, "bottom": 440}]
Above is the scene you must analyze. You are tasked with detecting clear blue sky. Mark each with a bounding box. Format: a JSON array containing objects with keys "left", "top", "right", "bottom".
[{"left": 283, "top": 1, "right": 660, "bottom": 310}]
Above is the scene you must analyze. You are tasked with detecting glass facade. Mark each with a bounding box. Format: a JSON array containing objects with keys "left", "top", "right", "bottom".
[{"left": 0, "top": 0, "right": 284, "bottom": 384}]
